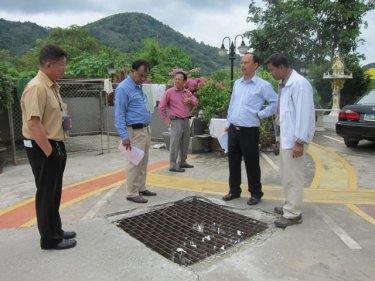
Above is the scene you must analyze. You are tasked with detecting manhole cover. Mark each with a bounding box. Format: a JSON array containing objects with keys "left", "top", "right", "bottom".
[{"left": 116, "top": 197, "right": 268, "bottom": 266}]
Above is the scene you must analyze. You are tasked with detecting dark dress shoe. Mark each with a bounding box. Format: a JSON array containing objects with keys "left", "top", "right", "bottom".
[
  {"left": 274, "top": 206, "right": 284, "bottom": 215},
  {"left": 222, "top": 193, "right": 240, "bottom": 201},
  {"left": 127, "top": 195, "right": 148, "bottom": 203},
  {"left": 180, "top": 163, "right": 194, "bottom": 168},
  {"left": 169, "top": 167, "right": 185, "bottom": 172},
  {"left": 42, "top": 239, "right": 77, "bottom": 250},
  {"left": 139, "top": 190, "right": 157, "bottom": 196},
  {"left": 247, "top": 197, "right": 261, "bottom": 205},
  {"left": 274, "top": 215, "right": 303, "bottom": 229},
  {"left": 62, "top": 231, "right": 76, "bottom": 239}
]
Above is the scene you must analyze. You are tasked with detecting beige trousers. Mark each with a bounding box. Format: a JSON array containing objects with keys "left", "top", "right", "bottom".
[
  {"left": 280, "top": 145, "right": 308, "bottom": 218},
  {"left": 125, "top": 126, "right": 151, "bottom": 197}
]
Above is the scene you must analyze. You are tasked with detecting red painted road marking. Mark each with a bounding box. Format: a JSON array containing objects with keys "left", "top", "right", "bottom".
[{"left": 0, "top": 160, "right": 168, "bottom": 229}]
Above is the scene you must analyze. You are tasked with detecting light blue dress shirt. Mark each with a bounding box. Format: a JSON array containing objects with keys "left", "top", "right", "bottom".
[
  {"left": 114, "top": 75, "right": 151, "bottom": 140},
  {"left": 227, "top": 75, "right": 277, "bottom": 127}
]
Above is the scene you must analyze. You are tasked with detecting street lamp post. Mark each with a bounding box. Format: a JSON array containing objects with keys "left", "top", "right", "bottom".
[{"left": 219, "top": 35, "right": 248, "bottom": 81}]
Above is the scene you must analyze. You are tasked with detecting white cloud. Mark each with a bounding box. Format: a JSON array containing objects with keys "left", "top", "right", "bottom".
[{"left": 0, "top": 0, "right": 374, "bottom": 64}]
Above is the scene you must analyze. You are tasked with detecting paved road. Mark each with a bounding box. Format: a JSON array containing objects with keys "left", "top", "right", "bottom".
[{"left": 0, "top": 130, "right": 374, "bottom": 281}]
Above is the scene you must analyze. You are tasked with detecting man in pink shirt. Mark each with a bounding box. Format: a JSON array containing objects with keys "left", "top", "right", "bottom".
[{"left": 158, "top": 71, "right": 198, "bottom": 172}]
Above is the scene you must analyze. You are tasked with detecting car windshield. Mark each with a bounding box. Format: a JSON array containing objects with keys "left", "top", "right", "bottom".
[{"left": 356, "top": 89, "right": 375, "bottom": 105}]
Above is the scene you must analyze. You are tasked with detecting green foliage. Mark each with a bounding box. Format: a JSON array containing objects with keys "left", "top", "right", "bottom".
[
  {"left": 84, "top": 13, "right": 228, "bottom": 74},
  {"left": 133, "top": 39, "right": 195, "bottom": 83},
  {"left": 194, "top": 79, "right": 231, "bottom": 123},
  {"left": 0, "top": 63, "right": 15, "bottom": 112},
  {"left": 246, "top": 0, "right": 374, "bottom": 66},
  {"left": 0, "top": 19, "right": 48, "bottom": 55},
  {"left": 246, "top": 0, "right": 374, "bottom": 108},
  {"left": 66, "top": 49, "right": 129, "bottom": 78}
]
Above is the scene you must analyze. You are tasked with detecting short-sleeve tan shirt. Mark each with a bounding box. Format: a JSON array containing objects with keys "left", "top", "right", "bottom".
[{"left": 21, "top": 70, "right": 68, "bottom": 141}]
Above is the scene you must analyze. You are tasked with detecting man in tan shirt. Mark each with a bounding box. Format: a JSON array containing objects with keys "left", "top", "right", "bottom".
[{"left": 21, "top": 45, "right": 76, "bottom": 250}]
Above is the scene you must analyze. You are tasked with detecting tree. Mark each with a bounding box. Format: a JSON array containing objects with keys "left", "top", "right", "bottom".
[
  {"left": 245, "top": 0, "right": 374, "bottom": 107},
  {"left": 133, "top": 39, "right": 195, "bottom": 83}
]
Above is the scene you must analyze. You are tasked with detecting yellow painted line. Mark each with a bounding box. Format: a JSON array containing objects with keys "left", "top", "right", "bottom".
[
  {"left": 346, "top": 204, "right": 375, "bottom": 225},
  {"left": 312, "top": 142, "right": 357, "bottom": 190},
  {"left": 307, "top": 144, "right": 322, "bottom": 189},
  {"left": 0, "top": 169, "right": 125, "bottom": 217},
  {"left": 21, "top": 180, "right": 126, "bottom": 227},
  {"left": 0, "top": 198, "right": 34, "bottom": 216},
  {"left": 147, "top": 173, "right": 375, "bottom": 205}
]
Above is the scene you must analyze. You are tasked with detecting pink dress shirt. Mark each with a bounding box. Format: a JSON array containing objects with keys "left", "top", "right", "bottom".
[{"left": 158, "top": 87, "right": 198, "bottom": 122}]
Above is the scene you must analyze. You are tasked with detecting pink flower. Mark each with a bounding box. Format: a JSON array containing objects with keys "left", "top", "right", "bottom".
[
  {"left": 215, "top": 82, "right": 225, "bottom": 89},
  {"left": 185, "top": 78, "right": 198, "bottom": 92}
]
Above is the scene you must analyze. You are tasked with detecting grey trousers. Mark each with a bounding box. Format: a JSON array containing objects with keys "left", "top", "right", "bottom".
[
  {"left": 169, "top": 118, "right": 190, "bottom": 169},
  {"left": 125, "top": 126, "right": 151, "bottom": 197}
]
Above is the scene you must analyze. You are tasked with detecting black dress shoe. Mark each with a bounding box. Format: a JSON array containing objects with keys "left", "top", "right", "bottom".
[
  {"left": 274, "top": 206, "right": 284, "bottom": 215},
  {"left": 247, "top": 197, "right": 261, "bottom": 205},
  {"left": 139, "top": 190, "right": 157, "bottom": 196},
  {"left": 180, "top": 163, "right": 194, "bottom": 168},
  {"left": 127, "top": 195, "right": 148, "bottom": 203},
  {"left": 62, "top": 231, "right": 76, "bottom": 239},
  {"left": 169, "top": 167, "right": 185, "bottom": 172},
  {"left": 222, "top": 193, "right": 240, "bottom": 201},
  {"left": 42, "top": 239, "right": 77, "bottom": 250}
]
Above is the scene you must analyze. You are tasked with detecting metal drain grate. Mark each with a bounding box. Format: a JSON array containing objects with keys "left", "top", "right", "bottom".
[{"left": 116, "top": 197, "right": 268, "bottom": 266}]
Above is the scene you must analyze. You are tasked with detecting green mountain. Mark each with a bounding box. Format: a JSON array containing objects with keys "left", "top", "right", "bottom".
[
  {"left": 0, "top": 13, "right": 230, "bottom": 74},
  {"left": 84, "top": 12, "right": 228, "bottom": 74},
  {"left": 0, "top": 18, "right": 49, "bottom": 55}
]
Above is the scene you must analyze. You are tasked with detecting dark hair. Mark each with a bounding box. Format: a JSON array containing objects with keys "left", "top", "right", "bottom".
[
  {"left": 244, "top": 52, "right": 260, "bottom": 65},
  {"left": 175, "top": 71, "right": 187, "bottom": 80},
  {"left": 265, "top": 53, "right": 290, "bottom": 68},
  {"left": 39, "top": 45, "right": 67, "bottom": 66},
  {"left": 132, "top": 59, "right": 151, "bottom": 72}
]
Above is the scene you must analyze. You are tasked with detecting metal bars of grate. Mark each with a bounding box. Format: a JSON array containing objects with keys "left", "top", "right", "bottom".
[{"left": 116, "top": 197, "right": 268, "bottom": 266}]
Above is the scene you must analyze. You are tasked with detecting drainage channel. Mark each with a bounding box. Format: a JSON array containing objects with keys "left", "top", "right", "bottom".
[{"left": 116, "top": 197, "right": 268, "bottom": 266}]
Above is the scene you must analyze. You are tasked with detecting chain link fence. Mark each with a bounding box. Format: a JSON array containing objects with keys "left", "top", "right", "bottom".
[{"left": 3, "top": 80, "right": 122, "bottom": 165}]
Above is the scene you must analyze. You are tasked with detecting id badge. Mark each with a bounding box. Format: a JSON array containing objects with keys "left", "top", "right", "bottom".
[{"left": 62, "top": 114, "right": 72, "bottom": 131}]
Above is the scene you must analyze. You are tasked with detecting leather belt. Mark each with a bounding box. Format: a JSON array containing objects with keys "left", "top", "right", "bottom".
[
  {"left": 128, "top": 123, "right": 149, "bottom": 129},
  {"left": 231, "top": 124, "right": 252, "bottom": 131}
]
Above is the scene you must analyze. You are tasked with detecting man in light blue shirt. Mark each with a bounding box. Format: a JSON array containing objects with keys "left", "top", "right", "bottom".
[
  {"left": 115, "top": 59, "right": 156, "bottom": 204},
  {"left": 223, "top": 53, "right": 277, "bottom": 206}
]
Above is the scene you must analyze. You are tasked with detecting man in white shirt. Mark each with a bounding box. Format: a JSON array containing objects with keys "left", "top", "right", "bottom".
[{"left": 266, "top": 53, "right": 315, "bottom": 228}]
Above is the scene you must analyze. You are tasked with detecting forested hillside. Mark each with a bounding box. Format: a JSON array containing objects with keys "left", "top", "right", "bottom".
[
  {"left": 84, "top": 13, "right": 228, "bottom": 74},
  {"left": 0, "top": 19, "right": 49, "bottom": 55},
  {"left": 0, "top": 13, "right": 229, "bottom": 74}
]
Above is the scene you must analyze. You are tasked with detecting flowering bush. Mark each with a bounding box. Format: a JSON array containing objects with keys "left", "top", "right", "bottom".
[
  {"left": 168, "top": 67, "right": 231, "bottom": 122},
  {"left": 194, "top": 78, "right": 231, "bottom": 122}
]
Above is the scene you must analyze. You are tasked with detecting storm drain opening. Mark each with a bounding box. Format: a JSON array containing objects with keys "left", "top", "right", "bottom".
[{"left": 116, "top": 197, "right": 268, "bottom": 266}]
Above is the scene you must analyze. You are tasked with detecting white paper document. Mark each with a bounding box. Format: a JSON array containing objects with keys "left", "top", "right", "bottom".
[
  {"left": 218, "top": 132, "right": 228, "bottom": 153},
  {"left": 118, "top": 142, "right": 144, "bottom": 165}
]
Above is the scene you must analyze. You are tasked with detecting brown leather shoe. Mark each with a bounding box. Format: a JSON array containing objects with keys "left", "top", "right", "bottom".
[
  {"left": 127, "top": 195, "right": 148, "bottom": 203},
  {"left": 274, "top": 215, "right": 303, "bottom": 229},
  {"left": 274, "top": 206, "right": 284, "bottom": 215}
]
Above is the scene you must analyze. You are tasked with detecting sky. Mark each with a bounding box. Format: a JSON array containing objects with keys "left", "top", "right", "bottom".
[{"left": 0, "top": 0, "right": 374, "bottom": 66}]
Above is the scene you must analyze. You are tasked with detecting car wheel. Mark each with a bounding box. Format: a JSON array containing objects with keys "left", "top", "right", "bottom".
[{"left": 344, "top": 138, "right": 359, "bottom": 147}]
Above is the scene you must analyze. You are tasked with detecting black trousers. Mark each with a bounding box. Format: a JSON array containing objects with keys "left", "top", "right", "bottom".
[
  {"left": 228, "top": 125, "right": 263, "bottom": 198},
  {"left": 25, "top": 140, "right": 67, "bottom": 248}
]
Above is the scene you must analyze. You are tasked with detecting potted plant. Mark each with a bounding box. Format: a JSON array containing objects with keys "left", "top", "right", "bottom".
[{"left": 0, "top": 65, "right": 15, "bottom": 173}]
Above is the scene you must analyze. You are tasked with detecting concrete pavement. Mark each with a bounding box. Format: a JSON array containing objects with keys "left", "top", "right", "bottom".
[{"left": 0, "top": 130, "right": 375, "bottom": 281}]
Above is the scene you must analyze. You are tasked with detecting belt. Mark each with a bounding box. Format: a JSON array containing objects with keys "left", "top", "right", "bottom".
[
  {"left": 170, "top": 116, "right": 190, "bottom": 120},
  {"left": 231, "top": 124, "right": 253, "bottom": 131},
  {"left": 128, "top": 123, "right": 149, "bottom": 129}
]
